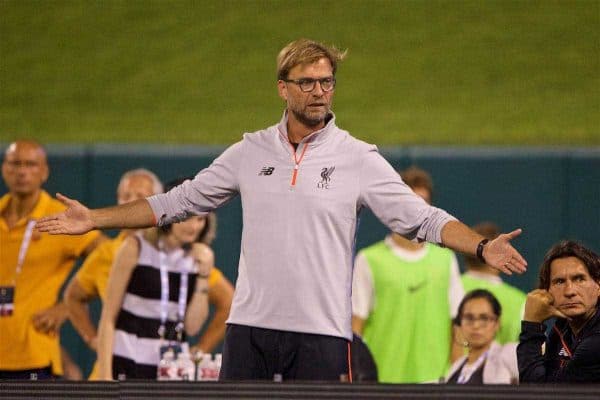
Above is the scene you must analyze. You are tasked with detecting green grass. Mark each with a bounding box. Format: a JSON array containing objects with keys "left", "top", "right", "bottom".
[{"left": 1, "top": 0, "right": 598, "bottom": 145}]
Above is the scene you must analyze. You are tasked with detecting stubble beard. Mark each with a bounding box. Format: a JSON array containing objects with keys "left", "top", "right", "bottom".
[{"left": 291, "top": 106, "right": 329, "bottom": 128}]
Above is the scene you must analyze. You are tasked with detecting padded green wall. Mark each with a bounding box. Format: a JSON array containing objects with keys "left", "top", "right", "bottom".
[{"left": 1, "top": 145, "right": 598, "bottom": 376}]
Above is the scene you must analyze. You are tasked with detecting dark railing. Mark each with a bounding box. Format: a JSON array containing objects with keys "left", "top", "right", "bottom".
[{"left": 0, "top": 381, "right": 599, "bottom": 400}]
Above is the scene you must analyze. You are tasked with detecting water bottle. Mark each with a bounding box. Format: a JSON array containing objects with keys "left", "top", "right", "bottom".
[
  {"left": 177, "top": 351, "right": 195, "bottom": 381},
  {"left": 197, "top": 353, "right": 214, "bottom": 381},
  {"left": 157, "top": 349, "right": 177, "bottom": 381},
  {"left": 213, "top": 353, "right": 222, "bottom": 380}
]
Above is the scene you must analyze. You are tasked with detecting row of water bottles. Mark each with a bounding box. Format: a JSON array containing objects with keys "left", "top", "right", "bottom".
[{"left": 157, "top": 349, "right": 222, "bottom": 381}]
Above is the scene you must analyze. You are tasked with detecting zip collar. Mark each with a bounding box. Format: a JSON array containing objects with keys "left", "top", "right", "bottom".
[
  {"left": 0, "top": 191, "right": 51, "bottom": 231},
  {"left": 276, "top": 110, "right": 337, "bottom": 151},
  {"left": 555, "top": 304, "right": 600, "bottom": 340}
]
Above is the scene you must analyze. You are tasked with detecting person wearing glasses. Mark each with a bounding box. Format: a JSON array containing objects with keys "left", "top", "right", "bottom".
[
  {"left": 36, "top": 38, "right": 528, "bottom": 381},
  {"left": 446, "top": 289, "right": 519, "bottom": 384}
]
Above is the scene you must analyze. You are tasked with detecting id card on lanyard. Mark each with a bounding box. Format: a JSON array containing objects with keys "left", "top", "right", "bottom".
[
  {"left": 157, "top": 242, "right": 189, "bottom": 357},
  {"left": 0, "top": 220, "right": 36, "bottom": 317}
]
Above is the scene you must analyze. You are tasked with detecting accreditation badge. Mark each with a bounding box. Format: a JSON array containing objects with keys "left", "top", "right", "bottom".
[
  {"left": 159, "top": 342, "right": 189, "bottom": 359},
  {"left": 0, "top": 286, "right": 15, "bottom": 317}
]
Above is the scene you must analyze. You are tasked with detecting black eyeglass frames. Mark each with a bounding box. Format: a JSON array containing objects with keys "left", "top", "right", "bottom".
[{"left": 282, "top": 76, "right": 336, "bottom": 92}]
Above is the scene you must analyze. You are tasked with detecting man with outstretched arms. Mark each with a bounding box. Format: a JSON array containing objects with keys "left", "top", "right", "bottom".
[{"left": 37, "top": 38, "right": 527, "bottom": 381}]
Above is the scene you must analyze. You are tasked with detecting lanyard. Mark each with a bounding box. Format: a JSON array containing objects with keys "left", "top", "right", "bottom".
[
  {"left": 553, "top": 325, "right": 573, "bottom": 358},
  {"left": 157, "top": 241, "right": 189, "bottom": 342},
  {"left": 457, "top": 351, "right": 488, "bottom": 384},
  {"left": 11, "top": 220, "right": 37, "bottom": 285}
]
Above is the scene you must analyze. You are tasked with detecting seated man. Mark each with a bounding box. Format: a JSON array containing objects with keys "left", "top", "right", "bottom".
[{"left": 518, "top": 240, "right": 600, "bottom": 382}]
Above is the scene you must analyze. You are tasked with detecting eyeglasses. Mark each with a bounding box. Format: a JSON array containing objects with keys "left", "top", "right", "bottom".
[
  {"left": 461, "top": 314, "right": 497, "bottom": 326},
  {"left": 282, "top": 76, "right": 336, "bottom": 92}
]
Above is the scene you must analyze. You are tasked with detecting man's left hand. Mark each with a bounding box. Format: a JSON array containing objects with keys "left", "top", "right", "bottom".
[{"left": 483, "top": 228, "right": 528, "bottom": 275}]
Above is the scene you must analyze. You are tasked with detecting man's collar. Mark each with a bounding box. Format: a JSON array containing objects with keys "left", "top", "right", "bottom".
[
  {"left": 558, "top": 304, "right": 600, "bottom": 337},
  {"left": 0, "top": 190, "right": 51, "bottom": 229},
  {"left": 29, "top": 191, "right": 51, "bottom": 219},
  {"left": 0, "top": 190, "right": 50, "bottom": 223},
  {"left": 277, "top": 110, "right": 337, "bottom": 147},
  {"left": 577, "top": 304, "right": 600, "bottom": 335}
]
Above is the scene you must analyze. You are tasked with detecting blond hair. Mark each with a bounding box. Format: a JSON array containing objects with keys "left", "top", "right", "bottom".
[{"left": 276, "top": 38, "right": 347, "bottom": 80}]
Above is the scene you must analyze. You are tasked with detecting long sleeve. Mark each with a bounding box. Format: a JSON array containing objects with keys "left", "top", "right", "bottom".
[
  {"left": 358, "top": 149, "right": 456, "bottom": 245},
  {"left": 518, "top": 320, "right": 600, "bottom": 382},
  {"left": 517, "top": 321, "right": 550, "bottom": 382},
  {"left": 147, "top": 141, "right": 243, "bottom": 225}
]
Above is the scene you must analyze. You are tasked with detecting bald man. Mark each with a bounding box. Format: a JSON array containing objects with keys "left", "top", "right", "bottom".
[{"left": 0, "top": 140, "right": 103, "bottom": 379}]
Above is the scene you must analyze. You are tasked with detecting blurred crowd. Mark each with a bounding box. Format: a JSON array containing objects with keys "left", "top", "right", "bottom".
[{"left": 1, "top": 140, "right": 598, "bottom": 383}]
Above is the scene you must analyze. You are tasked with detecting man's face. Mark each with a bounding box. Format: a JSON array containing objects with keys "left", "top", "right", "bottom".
[
  {"left": 278, "top": 57, "right": 335, "bottom": 128},
  {"left": 548, "top": 256, "right": 600, "bottom": 320},
  {"left": 1, "top": 143, "right": 48, "bottom": 196},
  {"left": 117, "top": 175, "right": 156, "bottom": 205}
]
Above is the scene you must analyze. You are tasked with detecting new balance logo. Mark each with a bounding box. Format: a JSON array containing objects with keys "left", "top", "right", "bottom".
[{"left": 259, "top": 167, "right": 275, "bottom": 176}]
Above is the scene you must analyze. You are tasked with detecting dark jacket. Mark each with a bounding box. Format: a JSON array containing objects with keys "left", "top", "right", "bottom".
[{"left": 517, "top": 305, "right": 600, "bottom": 382}]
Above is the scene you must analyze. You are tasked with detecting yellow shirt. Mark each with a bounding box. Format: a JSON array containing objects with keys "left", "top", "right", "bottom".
[
  {"left": 76, "top": 232, "right": 223, "bottom": 380},
  {"left": 0, "top": 191, "right": 100, "bottom": 374},
  {"left": 75, "top": 231, "right": 128, "bottom": 302}
]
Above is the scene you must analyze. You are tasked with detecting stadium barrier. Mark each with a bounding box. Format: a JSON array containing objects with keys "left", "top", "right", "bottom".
[{"left": 0, "top": 381, "right": 599, "bottom": 400}]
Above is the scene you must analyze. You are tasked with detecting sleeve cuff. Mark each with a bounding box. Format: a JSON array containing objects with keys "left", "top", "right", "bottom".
[{"left": 521, "top": 320, "right": 546, "bottom": 333}]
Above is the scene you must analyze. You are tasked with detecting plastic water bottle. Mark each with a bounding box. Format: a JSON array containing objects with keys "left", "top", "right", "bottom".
[
  {"left": 177, "top": 351, "right": 195, "bottom": 381},
  {"left": 197, "top": 353, "right": 214, "bottom": 381},
  {"left": 213, "top": 353, "right": 222, "bottom": 380},
  {"left": 157, "top": 349, "right": 177, "bottom": 381}
]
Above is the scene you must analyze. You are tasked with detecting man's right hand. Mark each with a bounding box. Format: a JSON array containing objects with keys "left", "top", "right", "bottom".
[
  {"left": 523, "top": 289, "right": 568, "bottom": 323},
  {"left": 36, "top": 193, "right": 95, "bottom": 235}
]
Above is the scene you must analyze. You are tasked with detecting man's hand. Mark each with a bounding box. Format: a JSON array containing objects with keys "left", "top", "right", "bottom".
[
  {"left": 36, "top": 193, "right": 95, "bottom": 235},
  {"left": 523, "top": 289, "right": 568, "bottom": 323},
  {"left": 483, "top": 228, "right": 528, "bottom": 275},
  {"left": 32, "top": 303, "right": 68, "bottom": 336}
]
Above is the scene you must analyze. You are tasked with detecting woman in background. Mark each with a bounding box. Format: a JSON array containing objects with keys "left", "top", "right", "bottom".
[
  {"left": 97, "top": 180, "right": 214, "bottom": 379},
  {"left": 446, "top": 289, "right": 519, "bottom": 384}
]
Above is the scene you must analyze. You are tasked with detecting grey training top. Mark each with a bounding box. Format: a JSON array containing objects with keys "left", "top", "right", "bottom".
[{"left": 147, "top": 112, "right": 457, "bottom": 340}]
